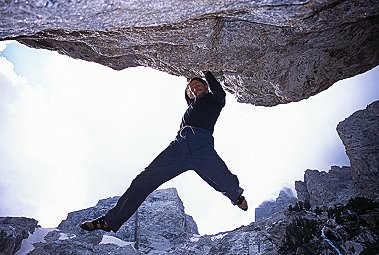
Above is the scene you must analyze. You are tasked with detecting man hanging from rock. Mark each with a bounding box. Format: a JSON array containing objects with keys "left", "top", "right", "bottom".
[{"left": 80, "top": 71, "right": 248, "bottom": 232}]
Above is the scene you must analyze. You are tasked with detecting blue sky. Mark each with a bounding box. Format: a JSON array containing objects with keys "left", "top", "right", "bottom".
[{"left": 0, "top": 41, "right": 378, "bottom": 235}]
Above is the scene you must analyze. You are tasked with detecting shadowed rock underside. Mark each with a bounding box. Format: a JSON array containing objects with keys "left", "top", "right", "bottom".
[{"left": 1, "top": 0, "right": 379, "bottom": 106}]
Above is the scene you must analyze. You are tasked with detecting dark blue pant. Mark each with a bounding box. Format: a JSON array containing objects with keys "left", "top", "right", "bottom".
[{"left": 105, "top": 127, "right": 244, "bottom": 232}]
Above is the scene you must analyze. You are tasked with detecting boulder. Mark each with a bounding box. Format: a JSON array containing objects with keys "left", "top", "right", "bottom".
[{"left": 1, "top": 0, "right": 378, "bottom": 106}]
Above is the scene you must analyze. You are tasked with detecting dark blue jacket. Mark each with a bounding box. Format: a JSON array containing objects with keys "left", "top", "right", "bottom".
[{"left": 181, "top": 72, "right": 226, "bottom": 133}]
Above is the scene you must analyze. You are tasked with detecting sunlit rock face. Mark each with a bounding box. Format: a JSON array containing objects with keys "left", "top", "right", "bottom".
[{"left": 1, "top": 0, "right": 378, "bottom": 106}]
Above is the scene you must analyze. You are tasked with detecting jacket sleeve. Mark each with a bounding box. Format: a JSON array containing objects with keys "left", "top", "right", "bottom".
[{"left": 204, "top": 71, "right": 226, "bottom": 105}]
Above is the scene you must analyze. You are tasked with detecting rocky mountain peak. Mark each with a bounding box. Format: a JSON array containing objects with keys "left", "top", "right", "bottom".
[
  {"left": 57, "top": 187, "right": 198, "bottom": 253},
  {"left": 255, "top": 187, "right": 297, "bottom": 222}
]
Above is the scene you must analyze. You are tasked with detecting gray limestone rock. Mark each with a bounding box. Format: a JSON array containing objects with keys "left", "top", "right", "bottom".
[
  {"left": 280, "top": 197, "right": 379, "bottom": 255},
  {"left": 35, "top": 188, "right": 196, "bottom": 255},
  {"left": 28, "top": 235, "right": 140, "bottom": 255},
  {"left": 0, "top": 217, "right": 38, "bottom": 255},
  {"left": 294, "top": 179, "right": 309, "bottom": 206},
  {"left": 337, "top": 100, "right": 379, "bottom": 200},
  {"left": 58, "top": 196, "right": 137, "bottom": 242},
  {"left": 295, "top": 166, "right": 356, "bottom": 208},
  {"left": 255, "top": 187, "right": 297, "bottom": 222},
  {"left": 133, "top": 188, "right": 198, "bottom": 254},
  {"left": 59, "top": 188, "right": 198, "bottom": 249},
  {"left": 173, "top": 222, "right": 284, "bottom": 255},
  {"left": 1, "top": 0, "right": 379, "bottom": 106}
]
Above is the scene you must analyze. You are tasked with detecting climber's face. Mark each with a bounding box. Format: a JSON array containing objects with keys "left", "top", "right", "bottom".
[{"left": 186, "top": 79, "right": 208, "bottom": 99}]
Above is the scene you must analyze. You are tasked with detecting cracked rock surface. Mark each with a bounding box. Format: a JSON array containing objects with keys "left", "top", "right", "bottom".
[
  {"left": 337, "top": 101, "right": 379, "bottom": 200},
  {"left": 1, "top": 0, "right": 379, "bottom": 106}
]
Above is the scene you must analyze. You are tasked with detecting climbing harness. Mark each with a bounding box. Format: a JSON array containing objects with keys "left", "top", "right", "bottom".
[{"left": 179, "top": 125, "right": 195, "bottom": 138}]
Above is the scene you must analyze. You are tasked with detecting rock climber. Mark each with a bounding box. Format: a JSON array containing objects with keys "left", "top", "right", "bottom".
[{"left": 80, "top": 71, "right": 248, "bottom": 232}]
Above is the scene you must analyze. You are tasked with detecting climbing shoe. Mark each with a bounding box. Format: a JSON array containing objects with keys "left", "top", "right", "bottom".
[
  {"left": 237, "top": 195, "right": 248, "bottom": 211},
  {"left": 80, "top": 216, "right": 112, "bottom": 232}
]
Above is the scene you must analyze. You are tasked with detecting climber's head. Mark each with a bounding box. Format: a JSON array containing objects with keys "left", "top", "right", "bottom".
[{"left": 185, "top": 77, "right": 208, "bottom": 101}]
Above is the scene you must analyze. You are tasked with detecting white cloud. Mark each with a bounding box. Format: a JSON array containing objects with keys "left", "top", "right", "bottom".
[
  {"left": 0, "top": 41, "right": 12, "bottom": 52},
  {"left": 0, "top": 56, "right": 27, "bottom": 102},
  {"left": 0, "top": 55, "right": 31, "bottom": 217},
  {"left": 0, "top": 54, "right": 90, "bottom": 225}
]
